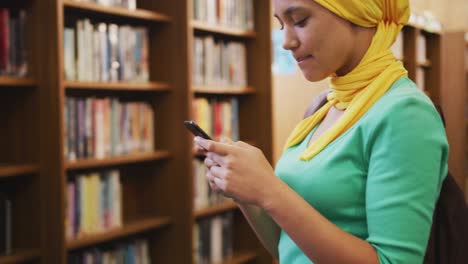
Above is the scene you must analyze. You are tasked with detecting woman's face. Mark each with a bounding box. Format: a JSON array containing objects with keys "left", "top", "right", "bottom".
[{"left": 273, "top": 0, "right": 358, "bottom": 81}]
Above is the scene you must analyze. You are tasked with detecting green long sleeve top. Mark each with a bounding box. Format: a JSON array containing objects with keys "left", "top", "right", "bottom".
[{"left": 275, "top": 77, "right": 449, "bottom": 264}]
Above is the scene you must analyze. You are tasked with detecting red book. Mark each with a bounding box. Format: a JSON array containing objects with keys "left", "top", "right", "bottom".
[
  {"left": 0, "top": 9, "right": 10, "bottom": 75},
  {"left": 213, "top": 101, "right": 223, "bottom": 140}
]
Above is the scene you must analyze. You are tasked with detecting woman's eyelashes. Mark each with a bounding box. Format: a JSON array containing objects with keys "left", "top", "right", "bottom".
[
  {"left": 278, "top": 17, "right": 309, "bottom": 30},
  {"left": 294, "top": 17, "right": 309, "bottom": 28}
]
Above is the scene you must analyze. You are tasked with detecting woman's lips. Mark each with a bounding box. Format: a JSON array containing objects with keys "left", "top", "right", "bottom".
[{"left": 297, "top": 55, "right": 313, "bottom": 64}]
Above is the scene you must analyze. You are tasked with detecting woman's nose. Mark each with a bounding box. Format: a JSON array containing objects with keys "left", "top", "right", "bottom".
[{"left": 282, "top": 28, "right": 299, "bottom": 50}]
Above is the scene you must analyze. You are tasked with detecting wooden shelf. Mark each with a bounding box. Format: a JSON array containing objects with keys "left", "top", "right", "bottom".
[
  {"left": 67, "top": 217, "right": 171, "bottom": 250},
  {"left": 0, "top": 249, "right": 41, "bottom": 264},
  {"left": 222, "top": 251, "right": 257, "bottom": 264},
  {"left": 63, "top": 0, "right": 172, "bottom": 22},
  {"left": 417, "top": 60, "right": 432, "bottom": 68},
  {"left": 195, "top": 200, "right": 238, "bottom": 219},
  {"left": 193, "top": 85, "right": 255, "bottom": 95},
  {"left": 192, "top": 21, "right": 256, "bottom": 38},
  {"left": 0, "top": 163, "right": 39, "bottom": 178},
  {"left": 65, "top": 81, "right": 170, "bottom": 92},
  {"left": 0, "top": 77, "right": 36, "bottom": 87},
  {"left": 65, "top": 151, "right": 171, "bottom": 170}
]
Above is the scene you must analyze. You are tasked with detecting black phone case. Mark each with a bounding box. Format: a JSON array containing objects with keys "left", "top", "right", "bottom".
[{"left": 183, "top": 120, "right": 212, "bottom": 140}]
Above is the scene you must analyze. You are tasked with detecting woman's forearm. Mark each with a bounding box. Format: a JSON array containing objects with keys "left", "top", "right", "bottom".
[
  {"left": 262, "top": 178, "right": 379, "bottom": 264},
  {"left": 237, "top": 201, "right": 281, "bottom": 259}
]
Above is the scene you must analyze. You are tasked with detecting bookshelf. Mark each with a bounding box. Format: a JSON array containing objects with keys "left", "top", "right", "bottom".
[
  {"left": 396, "top": 25, "right": 467, "bottom": 192},
  {"left": 192, "top": 21, "right": 257, "bottom": 38},
  {"left": 465, "top": 34, "right": 468, "bottom": 200},
  {"left": 64, "top": 80, "right": 170, "bottom": 92},
  {"left": 0, "top": 164, "right": 39, "bottom": 179},
  {"left": 0, "top": 0, "right": 273, "bottom": 263},
  {"left": 0, "top": 249, "right": 41, "bottom": 264},
  {"left": 188, "top": 0, "right": 272, "bottom": 263},
  {"left": 0, "top": 0, "right": 41, "bottom": 262},
  {"left": 0, "top": 77, "right": 36, "bottom": 87}
]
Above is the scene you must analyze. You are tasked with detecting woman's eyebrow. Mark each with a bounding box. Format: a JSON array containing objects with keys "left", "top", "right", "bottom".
[{"left": 274, "top": 6, "right": 307, "bottom": 18}]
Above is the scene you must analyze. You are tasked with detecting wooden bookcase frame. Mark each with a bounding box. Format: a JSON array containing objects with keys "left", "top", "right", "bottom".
[{"left": 0, "top": 0, "right": 273, "bottom": 263}]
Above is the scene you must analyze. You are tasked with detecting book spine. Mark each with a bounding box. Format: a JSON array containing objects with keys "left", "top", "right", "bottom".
[{"left": 0, "top": 9, "right": 10, "bottom": 75}]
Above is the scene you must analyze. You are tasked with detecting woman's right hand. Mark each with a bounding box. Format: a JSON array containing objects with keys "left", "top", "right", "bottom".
[
  {"left": 194, "top": 136, "right": 220, "bottom": 192},
  {"left": 194, "top": 139, "right": 208, "bottom": 156}
]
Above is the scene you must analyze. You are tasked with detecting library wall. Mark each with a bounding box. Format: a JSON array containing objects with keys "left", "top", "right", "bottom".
[{"left": 410, "top": 0, "right": 468, "bottom": 31}]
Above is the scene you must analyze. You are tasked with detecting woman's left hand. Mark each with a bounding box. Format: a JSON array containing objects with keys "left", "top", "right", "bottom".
[{"left": 194, "top": 136, "right": 278, "bottom": 208}]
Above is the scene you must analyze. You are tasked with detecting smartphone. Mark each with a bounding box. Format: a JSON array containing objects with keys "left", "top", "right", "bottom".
[{"left": 184, "top": 120, "right": 212, "bottom": 140}]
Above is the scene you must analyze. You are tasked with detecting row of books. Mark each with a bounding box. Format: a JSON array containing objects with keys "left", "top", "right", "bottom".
[
  {"left": 194, "top": 213, "right": 234, "bottom": 264},
  {"left": 192, "top": 97, "right": 239, "bottom": 141},
  {"left": 193, "top": 36, "right": 247, "bottom": 87},
  {"left": 68, "top": 239, "right": 150, "bottom": 264},
  {"left": 70, "top": 0, "right": 137, "bottom": 10},
  {"left": 64, "top": 97, "right": 155, "bottom": 161},
  {"left": 193, "top": 159, "right": 228, "bottom": 210},
  {"left": 0, "top": 8, "right": 28, "bottom": 77},
  {"left": 64, "top": 19, "right": 149, "bottom": 83},
  {"left": 66, "top": 170, "right": 122, "bottom": 239},
  {"left": 0, "top": 194, "right": 12, "bottom": 256},
  {"left": 193, "top": 0, "right": 254, "bottom": 30}
]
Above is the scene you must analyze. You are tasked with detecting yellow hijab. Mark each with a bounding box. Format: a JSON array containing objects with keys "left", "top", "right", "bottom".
[{"left": 284, "top": 0, "right": 410, "bottom": 160}]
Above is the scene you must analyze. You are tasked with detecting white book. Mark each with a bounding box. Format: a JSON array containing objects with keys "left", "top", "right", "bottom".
[
  {"left": 98, "top": 23, "right": 109, "bottom": 82},
  {"left": 207, "top": 0, "right": 217, "bottom": 24},
  {"left": 64, "top": 28, "right": 76, "bottom": 80},
  {"left": 76, "top": 20, "right": 85, "bottom": 81},
  {"left": 203, "top": 36, "right": 214, "bottom": 85},
  {"left": 93, "top": 29, "right": 101, "bottom": 82},
  {"left": 246, "top": 0, "right": 254, "bottom": 30},
  {"left": 128, "top": 0, "right": 136, "bottom": 10},
  {"left": 84, "top": 19, "right": 94, "bottom": 81},
  {"left": 108, "top": 24, "right": 120, "bottom": 82},
  {"left": 194, "top": 37, "right": 204, "bottom": 85},
  {"left": 210, "top": 217, "right": 223, "bottom": 263}
]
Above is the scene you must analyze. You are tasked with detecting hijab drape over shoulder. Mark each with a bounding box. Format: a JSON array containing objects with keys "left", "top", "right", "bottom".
[{"left": 284, "top": 0, "right": 410, "bottom": 160}]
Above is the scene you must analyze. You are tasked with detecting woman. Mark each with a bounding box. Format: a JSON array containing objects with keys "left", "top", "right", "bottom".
[{"left": 194, "top": 0, "right": 449, "bottom": 263}]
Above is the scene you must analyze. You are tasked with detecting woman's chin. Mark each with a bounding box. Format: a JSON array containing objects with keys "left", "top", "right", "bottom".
[{"left": 300, "top": 69, "right": 328, "bottom": 82}]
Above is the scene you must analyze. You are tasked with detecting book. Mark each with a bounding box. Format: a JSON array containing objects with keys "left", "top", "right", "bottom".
[
  {"left": 64, "top": 96, "right": 155, "bottom": 161},
  {"left": 193, "top": 0, "right": 254, "bottom": 30},
  {"left": 193, "top": 36, "right": 247, "bottom": 88},
  {"left": 66, "top": 19, "right": 149, "bottom": 83},
  {"left": 67, "top": 239, "right": 150, "bottom": 263},
  {"left": 0, "top": 193, "right": 12, "bottom": 256},
  {"left": 193, "top": 213, "right": 234, "bottom": 263},
  {"left": 67, "top": 170, "right": 122, "bottom": 238},
  {"left": 192, "top": 97, "right": 239, "bottom": 141}
]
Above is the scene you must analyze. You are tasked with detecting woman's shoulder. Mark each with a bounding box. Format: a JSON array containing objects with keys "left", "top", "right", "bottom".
[{"left": 363, "top": 77, "right": 442, "bottom": 125}]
